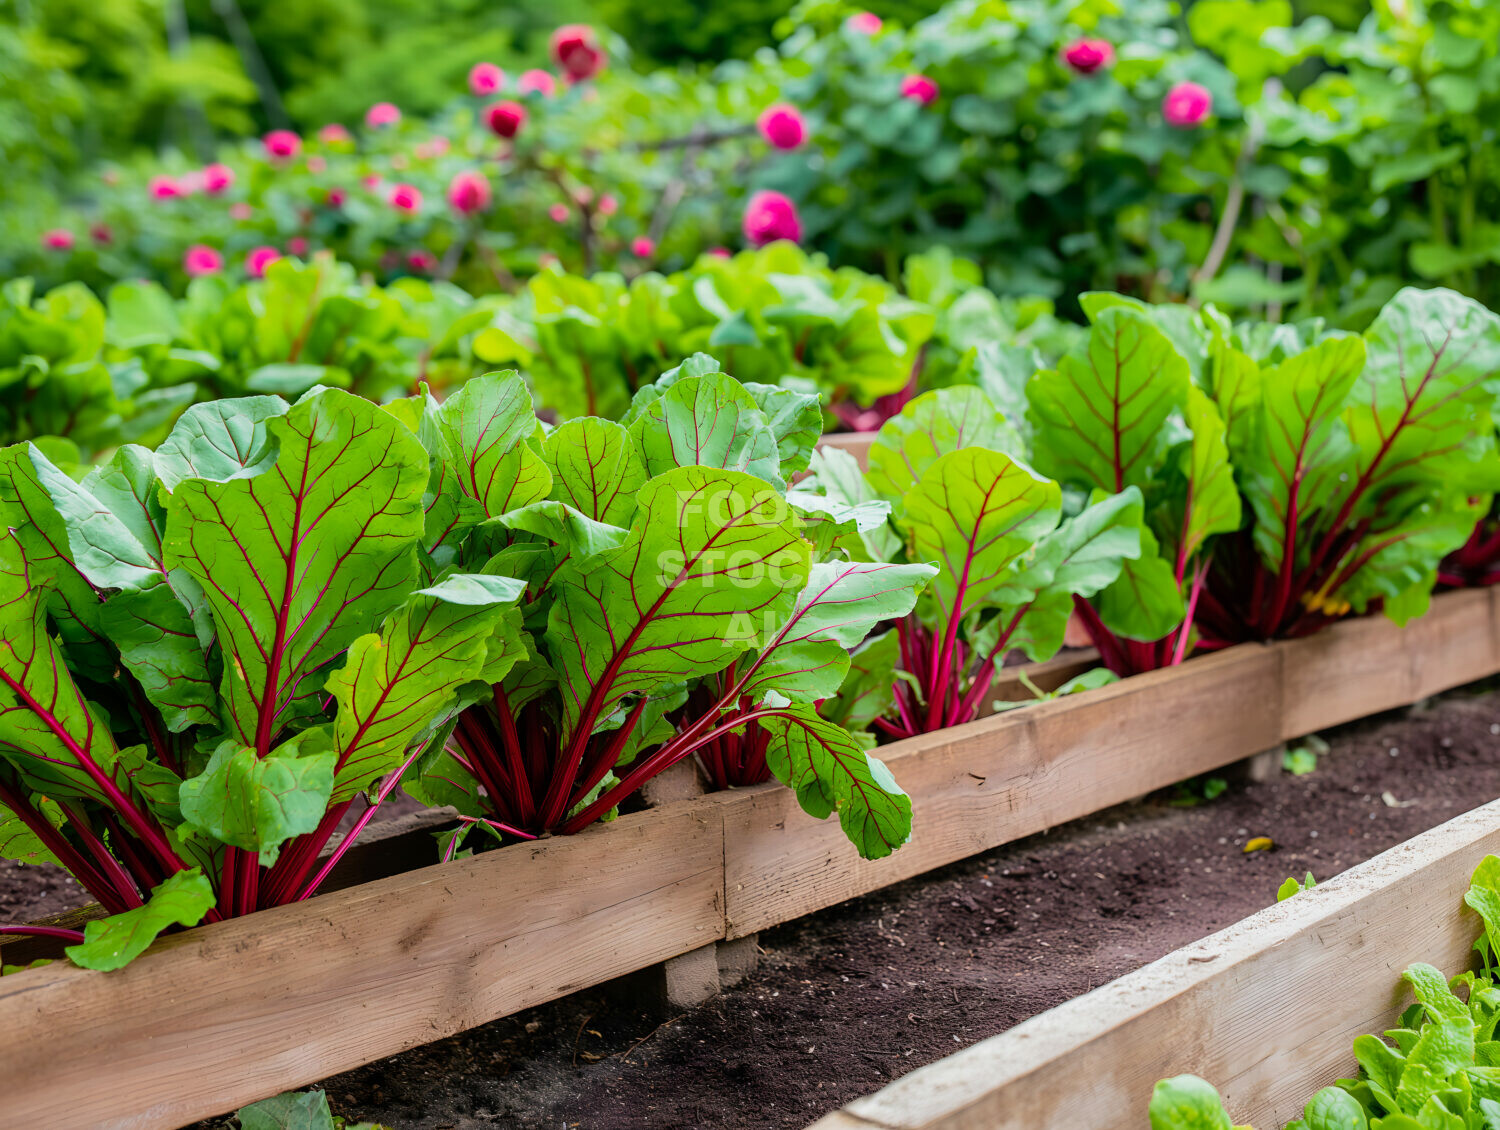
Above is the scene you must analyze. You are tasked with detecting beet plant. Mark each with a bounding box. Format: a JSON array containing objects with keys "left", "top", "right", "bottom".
[
  {"left": 804, "top": 385, "right": 1150, "bottom": 739},
  {"left": 0, "top": 387, "right": 527, "bottom": 967},
  {"left": 398, "top": 355, "right": 935, "bottom": 859},
  {"left": 1194, "top": 288, "right": 1500, "bottom": 645},
  {"left": 1025, "top": 296, "right": 1241, "bottom": 675}
]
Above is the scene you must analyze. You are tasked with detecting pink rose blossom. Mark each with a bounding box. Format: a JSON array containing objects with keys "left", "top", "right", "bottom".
[
  {"left": 631, "top": 237, "right": 655, "bottom": 258},
  {"left": 362, "top": 174, "right": 383, "bottom": 190},
  {"left": 230, "top": 202, "right": 254, "bottom": 221},
  {"left": 407, "top": 250, "right": 437, "bottom": 272},
  {"left": 202, "top": 163, "right": 235, "bottom": 194},
  {"left": 287, "top": 236, "right": 310, "bottom": 256},
  {"left": 757, "top": 103, "right": 807, "bottom": 150},
  {"left": 263, "top": 130, "right": 302, "bottom": 160},
  {"left": 149, "top": 175, "right": 182, "bottom": 200},
  {"left": 550, "top": 24, "right": 605, "bottom": 81},
  {"left": 246, "top": 246, "right": 281, "bottom": 278},
  {"left": 307, "top": 155, "right": 327, "bottom": 173},
  {"left": 448, "top": 170, "right": 492, "bottom": 214},
  {"left": 518, "top": 69, "right": 557, "bottom": 98},
  {"left": 318, "top": 123, "right": 352, "bottom": 145},
  {"left": 365, "top": 102, "right": 402, "bottom": 129},
  {"left": 847, "top": 11, "right": 882, "bottom": 34},
  {"left": 90, "top": 223, "right": 113, "bottom": 245},
  {"left": 549, "top": 203, "right": 571, "bottom": 223},
  {"left": 388, "top": 183, "right": 423, "bottom": 213},
  {"left": 573, "top": 186, "right": 594, "bottom": 206},
  {"left": 707, "top": 247, "right": 732, "bottom": 259},
  {"left": 485, "top": 100, "right": 528, "bottom": 139},
  {"left": 1163, "top": 81, "right": 1213, "bottom": 128},
  {"left": 1062, "top": 38, "right": 1115, "bottom": 75},
  {"left": 743, "top": 190, "right": 801, "bottom": 247},
  {"left": 900, "top": 74, "right": 939, "bottom": 105},
  {"left": 598, "top": 193, "right": 619, "bottom": 216},
  {"left": 183, "top": 245, "right": 223, "bottom": 277},
  {"left": 469, "top": 62, "right": 505, "bottom": 96},
  {"left": 42, "top": 229, "right": 74, "bottom": 251},
  {"left": 327, "top": 187, "right": 348, "bottom": 207}
]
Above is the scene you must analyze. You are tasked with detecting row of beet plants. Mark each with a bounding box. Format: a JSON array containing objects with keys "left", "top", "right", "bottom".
[
  {"left": 0, "top": 246, "right": 1075, "bottom": 463},
  {"left": 0, "top": 363, "right": 934, "bottom": 970},
  {"left": 1151, "top": 855, "right": 1500, "bottom": 1130},
  {"left": 796, "top": 285, "right": 1500, "bottom": 743}
]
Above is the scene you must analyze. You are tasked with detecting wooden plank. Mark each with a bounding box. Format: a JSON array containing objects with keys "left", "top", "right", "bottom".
[
  {"left": 1279, "top": 588, "right": 1499, "bottom": 738},
  {"left": 989, "top": 648, "right": 1100, "bottom": 705},
  {"left": 723, "top": 645, "right": 1281, "bottom": 938},
  {"left": 808, "top": 798, "right": 1500, "bottom": 1130},
  {"left": 0, "top": 799, "right": 725, "bottom": 1130},
  {"left": 0, "top": 807, "right": 460, "bottom": 966},
  {"left": 816, "top": 432, "right": 875, "bottom": 470}
]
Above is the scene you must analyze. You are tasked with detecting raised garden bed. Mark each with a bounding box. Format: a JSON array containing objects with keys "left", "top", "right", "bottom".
[
  {"left": 808, "top": 792, "right": 1500, "bottom": 1130},
  {"left": 2, "top": 588, "right": 1497, "bottom": 1129}
]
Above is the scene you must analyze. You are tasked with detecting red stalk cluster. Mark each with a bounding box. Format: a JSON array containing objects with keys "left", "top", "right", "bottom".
[{"left": 1439, "top": 512, "right": 1500, "bottom": 589}]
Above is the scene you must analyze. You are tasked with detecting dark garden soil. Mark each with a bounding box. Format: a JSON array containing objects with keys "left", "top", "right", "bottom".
[{"left": 12, "top": 683, "right": 1500, "bottom": 1129}]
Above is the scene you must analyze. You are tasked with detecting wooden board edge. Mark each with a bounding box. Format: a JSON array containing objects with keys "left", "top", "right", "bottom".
[{"left": 822, "top": 798, "right": 1500, "bottom": 1130}]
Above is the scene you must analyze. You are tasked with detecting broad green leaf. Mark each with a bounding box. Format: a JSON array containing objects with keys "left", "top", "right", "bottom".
[
  {"left": 628, "top": 372, "right": 783, "bottom": 487},
  {"left": 799, "top": 446, "right": 902, "bottom": 561},
  {"left": 540, "top": 417, "right": 647, "bottom": 526},
  {"left": 1296, "top": 1087, "right": 1368, "bottom": 1130},
  {"left": 154, "top": 396, "right": 288, "bottom": 489},
  {"left": 868, "top": 386, "right": 1024, "bottom": 501},
  {"left": 326, "top": 573, "right": 528, "bottom": 802},
  {"left": 1028, "top": 307, "right": 1191, "bottom": 494},
  {"left": 497, "top": 500, "right": 630, "bottom": 560},
  {"left": 0, "top": 532, "right": 121, "bottom": 802},
  {"left": 1347, "top": 288, "right": 1500, "bottom": 501},
  {"left": 0, "top": 793, "right": 64, "bottom": 866},
  {"left": 236, "top": 1089, "right": 336, "bottom": 1130},
  {"left": 1177, "top": 388, "right": 1242, "bottom": 561},
  {"left": 163, "top": 388, "right": 427, "bottom": 747},
  {"left": 759, "top": 706, "right": 911, "bottom": 860},
  {"left": 902, "top": 447, "right": 1061, "bottom": 627},
  {"left": 1095, "top": 521, "right": 1187, "bottom": 643},
  {"left": 1147, "top": 1075, "right": 1236, "bottom": 1130},
  {"left": 1238, "top": 336, "right": 1365, "bottom": 573},
  {"left": 423, "top": 372, "right": 551, "bottom": 519},
  {"left": 178, "top": 733, "right": 337, "bottom": 866},
  {"left": 547, "top": 466, "right": 810, "bottom": 745},
  {"left": 100, "top": 581, "right": 218, "bottom": 731},
  {"left": 741, "top": 560, "right": 937, "bottom": 703},
  {"left": 65, "top": 868, "right": 214, "bottom": 971},
  {"left": 1335, "top": 489, "right": 1485, "bottom": 617}
]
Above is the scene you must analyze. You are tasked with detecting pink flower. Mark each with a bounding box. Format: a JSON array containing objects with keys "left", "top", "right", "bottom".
[
  {"left": 149, "top": 175, "right": 182, "bottom": 200},
  {"left": 42, "top": 229, "right": 74, "bottom": 251},
  {"left": 743, "top": 190, "right": 801, "bottom": 247},
  {"left": 631, "top": 237, "right": 655, "bottom": 258},
  {"left": 1163, "top": 81, "right": 1213, "bottom": 128},
  {"left": 707, "top": 246, "right": 732, "bottom": 259},
  {"left": 598, "top": 193, "right": 619, "bottom": 216},
  {"left": 307, "top": 155, "right": 327, "bottom": 174},
  {"left": 362, "top": 174, "right": 383, "bottom": 190},
  {"left": 246, "top": 246, "right": 281, "bottom": 277},
  {"left": 469, "top": 62, "right": 505, "bottom": 96},
  {"left": 327, "top": 187, "right": 348, "bottom": 207},
  {"left": 518, "top": 69, "right": 557, "bottom": 98},
  {"left": 757, "top": 103, "right": 807, "bottom": 150},
  {"left": 287, "top": 236, "right": 309, "bottom": 256},
  {"left": 366, "top": 102, "right": 402, "bottom": 129},
  {"left": 847, "top": 11, "right": 882, "bottom": 34},
  {"left": 550, "top": 24, "right": 605, "bottom": 81},
  {"left": 448, "top": 170, "right": 492, "bottom": 214},
  {"left": 388, "top": 183, "right": 423, "bottom": 213},
  {"left": 230, "top": 202, "right": 254, "bottom": 221},
  {"left": 90, "top": 223, "right": 113, "bottom": 245},
  {"left": 573, "top": 186, "right": 594, "bottom": 206},
  {"left": 549, "top": 203, "right": 571, "bottom": 223},
  {"left": 202, "top": 163, "right": 235, "bottom": 194},
  {"left": 485, "top": 100, "right": 528, "bottom": 139},
  {"left": 407, "top": 250, "right": 437, "bottom": 273},
  {"left": 899, "top": 74, "right": 940, "bottom": 105},
  {"left": 263, "top": 130, "right": 302, "bottom": 160},
  {"left": 183, "top": 245, "right": 223, "bottom": 277},
  {"left": 318, "top": 123, "right": 352, "bottom": 145},
  {"left": 1062, "top": 38, "right": 1115, "bottom": 75}
]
